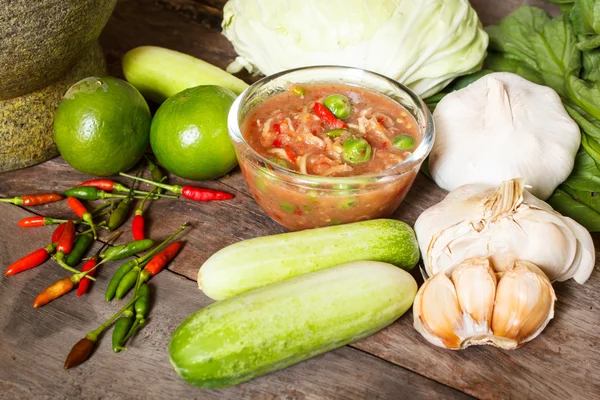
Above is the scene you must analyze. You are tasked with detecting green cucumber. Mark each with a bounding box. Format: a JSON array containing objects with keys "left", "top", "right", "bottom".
[
  {"left": 170, "top": 261, "right": 417, "bottom": 388},
  {"left": 122, "top": 46, "right": 249, "bottom": 103},
  {"left": 198, "top": 219, "right": 420, "bottom": 300}
]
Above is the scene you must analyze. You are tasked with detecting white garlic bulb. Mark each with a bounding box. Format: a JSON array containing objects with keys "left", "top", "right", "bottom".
[
  {"left": 414, "top": 178, "right": 595, "bottom": 283},
  {"left": 413, "top": 258, "right": 556, "bottom": 350},
  {"left": 429, "top": 72, "right": 580, "bottom": 200}
]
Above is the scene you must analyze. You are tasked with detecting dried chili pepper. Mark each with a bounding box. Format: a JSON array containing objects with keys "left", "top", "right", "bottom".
[
  {"left": 0, "top": 193, "right": 62, "bottom": 206},
  {"left": 105, "top": 223, "right": 189, "bottom": 301},
  {"left": 119, "top": 173, "right": 234, "bottom": 201},
  {"left": 5, "top": 243, "right": 56, "bottom": 276},
  {"left": 64, "top": 294, "right": 139, "bottom": 369},
  {"left": 313, "top": 102, "right": 347, "bottom": 129},
  {"left": 67, "top": 197, "right": 97, "bottom": 239}
]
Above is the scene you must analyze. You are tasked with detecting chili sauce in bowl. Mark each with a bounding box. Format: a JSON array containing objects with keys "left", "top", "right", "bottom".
[{"left": 228, "top": 66, "right": 434, "bottom": 231}]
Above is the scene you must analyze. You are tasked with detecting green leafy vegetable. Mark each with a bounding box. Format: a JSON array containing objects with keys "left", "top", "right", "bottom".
[{"left": 486, "top": 3, "right": 600, "bottom": 231}]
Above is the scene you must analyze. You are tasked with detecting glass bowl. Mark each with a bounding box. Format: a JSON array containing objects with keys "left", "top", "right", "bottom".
[{"left": 227, "top": 66, "right": 435, "bottom": 231}]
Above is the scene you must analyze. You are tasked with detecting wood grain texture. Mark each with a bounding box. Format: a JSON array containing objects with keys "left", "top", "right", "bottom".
[
  {"left": 1, "top": 0, "right": 599, "bottom": 399},
  {"left": 0, "top": 204, "right": 470, "bottom": 400}
]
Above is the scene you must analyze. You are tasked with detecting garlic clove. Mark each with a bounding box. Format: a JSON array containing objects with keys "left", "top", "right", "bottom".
[
  {"left": 413, "top": 271, "right": 465, "bottom": 349},
  {"left": 451, "top": 258, "right": 496, "bottom": 336},
  {"left": 491, "top": 260, "right": 556, "bottom": 348}
]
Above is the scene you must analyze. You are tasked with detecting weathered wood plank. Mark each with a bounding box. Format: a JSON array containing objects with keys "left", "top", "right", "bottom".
[{"left": 0, "top": 204, "right": 470, "bottom": 399}]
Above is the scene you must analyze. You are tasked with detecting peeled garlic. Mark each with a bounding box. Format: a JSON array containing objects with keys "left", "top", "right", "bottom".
[
  {"left": 414, "top": 258, "right": 556, "bottom": 350},
  {"left": 429, "top": 72, "right": 580, "bottom": 200},
  {"left": 414, "top": 178, "right": 595, "bottom": 284}
]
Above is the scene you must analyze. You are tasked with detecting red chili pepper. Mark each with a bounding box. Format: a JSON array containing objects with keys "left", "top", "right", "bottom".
[
  {"left": 284, "top": 145, "right": 297, "bottom": 162},
  {"left": 273, "top": 123, "right": 282, "bottom": 134},
  {"left": 5, "top": 244, "right": 56, "bottom": 276},
  {"left": 313, "top": 102, "right": 347, "bottom": 129},
  {"left": 142, "top": 241, "right": 183, "bottom": 277},
  {"left": 76, "top": 179, "right": 115, "bottom": 191},
  {"left": 33, "top": 276, "right": 76, "bottom": 308},
  {"left": 272, "top": 138, "right": 283, "bottom": 148},
  {"left": 132, "top": 215, "right": 145, "bottom": 241},
  {"left": 0, "top": 193, "right": 63, "bottom": 206},
  {"left": 56, "top": 220, "right": 76, "bottom": 254},
  {"left": 17, "top": 216, "right": 46, "bottom": 227},
  {"left": 120, "top": 173, "right": 234, "bottom": 202},
  {"left": 77, "top": 258, "right": 97, "bottom": 296},
  {"left": 52, "top": 223, "right": 67, "bottom": 243},
  {"left": 67, "top": 197, "right": 88, "bottom": 219},
  {"left": 67, "top": 197, "right": 97, "bottom": 239},
  {"left": 181, "top": 187, "right": 233, "bottom": 201}
]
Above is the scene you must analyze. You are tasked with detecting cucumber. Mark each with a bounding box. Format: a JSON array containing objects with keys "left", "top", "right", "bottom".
[
  {"left": 170, "top": 261, "right": 418, "bottom": 388},
  {"left": 122, "top": 46, "right": 249, "bottom": 103},
  {"left": 198, "top": 219, "right": 420, "bottom": 300}
]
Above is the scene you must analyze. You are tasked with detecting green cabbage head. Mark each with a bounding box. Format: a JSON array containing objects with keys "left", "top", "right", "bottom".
[{"left": 222, "top": 0, "right": 489, "bottom": 98}]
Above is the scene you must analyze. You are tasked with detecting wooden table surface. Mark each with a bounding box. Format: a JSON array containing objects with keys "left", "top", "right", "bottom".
[{"left": 1, "top": 1, "right": 599, "bottom": 399}]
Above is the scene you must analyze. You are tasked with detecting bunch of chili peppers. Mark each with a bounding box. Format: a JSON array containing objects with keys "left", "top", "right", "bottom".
[{"left": 1, "top": 158, "right": 219, "bottom": 369}]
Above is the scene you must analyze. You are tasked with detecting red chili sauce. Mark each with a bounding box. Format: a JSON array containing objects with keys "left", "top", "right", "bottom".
[{"left": 239, "top": 83, "right": 421, "bottom": 230}]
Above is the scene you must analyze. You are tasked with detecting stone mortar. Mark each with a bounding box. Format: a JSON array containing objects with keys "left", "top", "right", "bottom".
[{"left": 0, "top": 42, "right": 107, "bottom": 172}]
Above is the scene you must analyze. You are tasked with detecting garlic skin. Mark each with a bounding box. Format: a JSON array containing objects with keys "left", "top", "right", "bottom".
[
  {"left": 429, "top": 72, "right": 580, "bottom": 200},
  {"left": 413, "top": 258, "right": 556, "bottom": 350},
  {"left": 414, "top": 178, "right": 595, "bottom": 284}
]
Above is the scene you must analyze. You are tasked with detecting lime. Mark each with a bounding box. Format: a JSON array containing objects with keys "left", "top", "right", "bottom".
[
  {"left": 53, "top": 76, "right": 151, "bottom": 176},
  {"left": 150, "top": 85, "right": 238, "bottom": 180}
]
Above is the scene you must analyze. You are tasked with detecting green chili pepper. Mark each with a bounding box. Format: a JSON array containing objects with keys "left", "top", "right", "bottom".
[
  {"left": 291, "top": 86, "right": 305, "bottom": 97},
  {"left": 105, "top": 223, "right": 189, "bottom": 301},
  {"left": 268, "top": 157, "right": 290, "bottom": 169},
  {"left": 326, "top": 129, "right": 346, "bottom": 138},
  {"left": 112, "top": 308, "right": 134, "bottom": 353},
  {"left": 108, "top": 197, "right": 132, "bottom": 231},
  {"left": 66, "top": 233, "right": 94, "bottom": 266},
  {"left": 146, "top": 156, "right": 165, "bottom": 194},
  {"left": 105, "top": 259, "right": 136, "bottom": 302},
  {"left": 115, "top": 267, "right": 141, "bottom": 300},
  {"left": 324, "top": 94, "right": 351, "bottom": 119},
  {"left": 338, "top": 199, "right": 357, "bottom": 209},
  {"left": 393, "top": 134, "right": 416, "bottom": 150},
  {"left": 279, "top": 201, "right": 295, "bottom": 213},
  {"left": 342, "top": 136, "right": 372, "bottom": 164},
  {"left": 101, "top": 239, "right": 154, "bottom": 261},
  {"left": 134, "top": 284, "right": 150, "bottom": 321},
  {"left": 64, "top": 187, "right": 175, "bottom": 201}
]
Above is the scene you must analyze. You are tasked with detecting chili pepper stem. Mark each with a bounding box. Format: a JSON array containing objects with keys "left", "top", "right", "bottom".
[
  {"left": 53, "top": 254, "right": 96, "bottom": 280},
  {"left": 87, "top": 294, "right": 140, "bottom": 341},
  {"left": 119, "top": 172, "right": 182, "bottom": 194}
]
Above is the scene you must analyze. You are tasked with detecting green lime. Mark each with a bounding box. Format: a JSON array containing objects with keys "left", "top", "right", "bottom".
[
  {"left": 53, "top": 76, "right": 151, "bottom": 176},
  {"left": 150, "top": 85, "right": 238, "bottom": 180}
]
